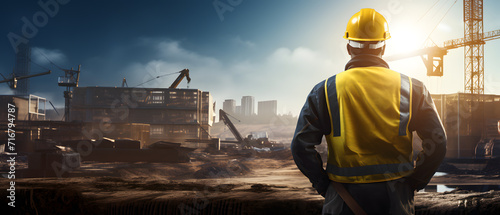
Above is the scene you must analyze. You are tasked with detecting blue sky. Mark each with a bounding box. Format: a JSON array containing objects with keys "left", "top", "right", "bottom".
[{"left": 1, "top": 0, "right": 500, "bottom": 116}]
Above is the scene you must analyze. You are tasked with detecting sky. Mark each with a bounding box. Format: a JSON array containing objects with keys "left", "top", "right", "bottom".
[{"left": 1, "top": 0, "right": 500, "bottom": 116}]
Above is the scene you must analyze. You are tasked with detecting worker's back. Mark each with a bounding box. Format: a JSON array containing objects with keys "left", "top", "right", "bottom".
[
  {"left": 292, "top": 8, "right": 446, "bottom": 215},
  {"left": 324, "top": 65, "right": 414, "bottom": 183}
]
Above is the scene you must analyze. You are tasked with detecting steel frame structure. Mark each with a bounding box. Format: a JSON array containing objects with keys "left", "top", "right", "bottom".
[{"left": 464, "top": 0, "right": 484, "bottom": 95}]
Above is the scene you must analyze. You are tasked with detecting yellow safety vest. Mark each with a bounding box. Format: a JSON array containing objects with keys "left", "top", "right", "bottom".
[{"left": 324, "top": 66, "right": 414, "bottom": 183}]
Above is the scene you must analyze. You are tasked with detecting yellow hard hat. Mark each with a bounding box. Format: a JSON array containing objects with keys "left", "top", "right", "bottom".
[{"left": 344, "top": 8, "right": 391, "bottom": 41}]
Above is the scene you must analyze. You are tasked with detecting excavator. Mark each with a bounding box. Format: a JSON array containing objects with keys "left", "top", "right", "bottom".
[
  {"left": 169, "top": 69, "right": 191, "bottom": 89},
  {"left": 475, "top": 120, "right": 500, "bottom": 159},
  {"left": 219, "top": 109, "right": 284, "bottom": 150}
]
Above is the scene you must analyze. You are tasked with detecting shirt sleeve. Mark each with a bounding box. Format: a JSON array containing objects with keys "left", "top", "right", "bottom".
[
  {"left": 291, "top": 81, "right": 331, "bottom": 196},
  {"left": 407, "top": 79, "right": 447, "bottom": 190}
]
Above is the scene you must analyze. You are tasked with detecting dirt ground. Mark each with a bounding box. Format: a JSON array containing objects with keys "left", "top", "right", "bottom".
[{"left": 1, "top": 151, "right": 500, "bottom": 214}]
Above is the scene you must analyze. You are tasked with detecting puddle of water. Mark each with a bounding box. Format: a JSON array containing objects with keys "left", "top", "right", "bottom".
[
  {"left": 433, "top": 172, "right": 447, "bottom": 177},
  {"left": 437, "top": 185, "right": 455, "bottom": 192},
  {"left": 422, "top": 185, "right": 500, "bottom": 192}
]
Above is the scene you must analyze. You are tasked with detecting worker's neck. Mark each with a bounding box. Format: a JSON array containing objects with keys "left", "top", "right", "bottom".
[
  {"left": 350, "top": 54, "right": 383, "bottom": 59},
  {"left": 345, "top": 54, "right": 389, "bottom": 70}
]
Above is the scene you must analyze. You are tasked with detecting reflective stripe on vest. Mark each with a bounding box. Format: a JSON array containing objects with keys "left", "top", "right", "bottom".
[
  {"left": 399, "top": 74, "right": 411, "bottom": 136},
  {"left": 325, "top": 76, "right": 341, "bottom": 137},
  {"left": 327, "top": 162, "right": 413, "bottom": 177},
  {"left": 324, "top": 67, "right": 414, "bottom": 183}
]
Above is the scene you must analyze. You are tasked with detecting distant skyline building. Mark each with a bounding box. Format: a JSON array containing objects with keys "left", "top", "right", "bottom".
[
  {"left": 241, "top": 96, "right": 255, "bottom": 116},
  {"left": 235, "top": 106, "right": 241, "bottom": 115},
  {"left": 258, "top": 100, "right": 277, "bottom": 117},
  {"left": 222, "top": 97, "right": 279, "bottom": 117},
  {"left": 223, "top": 99, "right": 236, "bottom": 114}
]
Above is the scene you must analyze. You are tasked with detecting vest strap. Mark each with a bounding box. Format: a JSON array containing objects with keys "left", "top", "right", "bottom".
[{"left": 327, "top": 162, "right": 413, "bottom": 177}]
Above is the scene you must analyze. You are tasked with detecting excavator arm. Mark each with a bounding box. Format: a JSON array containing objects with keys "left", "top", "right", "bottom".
[
  {"left": 169, "top": 69, "right": 191, "bottom": 89},
  {"left": 219, "top": 109, "right": 244, "bottom": 144}
]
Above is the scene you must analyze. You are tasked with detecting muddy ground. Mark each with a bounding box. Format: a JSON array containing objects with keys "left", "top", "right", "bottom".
[{"left": 1, "top": 151, "right": 500, "bottom": 214}]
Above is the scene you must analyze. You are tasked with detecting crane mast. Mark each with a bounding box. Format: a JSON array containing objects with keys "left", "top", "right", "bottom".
[
  {"left": 464, "top": 0, "right": 484, "bottom": 95},
  {"left": 385, "top": 0, "right": 500, "bottom": 138}
]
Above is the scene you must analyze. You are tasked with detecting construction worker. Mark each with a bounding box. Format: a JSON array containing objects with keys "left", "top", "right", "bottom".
[{"left": 291, "top": 8, "right": 446, "bottom": 215}]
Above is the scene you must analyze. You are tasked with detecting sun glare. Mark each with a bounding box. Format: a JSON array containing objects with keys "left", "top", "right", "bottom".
[
  {"left": 386, "top": 26, "right": 427, "bottom": 55},
  {"left": 384, "top": 25, "right": 429, "bottom": 78}
]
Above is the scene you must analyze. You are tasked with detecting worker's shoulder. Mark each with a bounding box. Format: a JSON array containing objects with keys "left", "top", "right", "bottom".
[
  {"left": 312, "top": 73, "right": 342, "bottom": 89},
  {"left": 310, "top": 78, "right": 327, "bottom": 93},
  {"left": 410, "top": 77, "right": 425, "bottom": 89}
]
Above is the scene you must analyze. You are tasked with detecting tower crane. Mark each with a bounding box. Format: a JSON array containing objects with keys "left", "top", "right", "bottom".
[
  {"left": 386, "top": 0, "right": 500, "bottom": 138},
  {"left": 386, "top": 29, "right": 500, "bottom": 77},
  {"left": 0, "top": 70, "right": 51, "bottom": 89},
  {"left": 387, "top": 0, "right": 500, "bottom": 93}
]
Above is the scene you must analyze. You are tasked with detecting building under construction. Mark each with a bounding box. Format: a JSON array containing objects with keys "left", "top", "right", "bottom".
[
  {"left": 432, "top": 93, "right": 500, "bottom": 158},
  {"left": 70, "top": 86, "right": 215, "bottom": 147},
  {"left": 0, "top": 95, "right": 49, "bottom": 153}
]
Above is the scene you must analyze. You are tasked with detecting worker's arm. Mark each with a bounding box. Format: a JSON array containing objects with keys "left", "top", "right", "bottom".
[
  {"left": 407, "top": 80, "right": 447, "bottom": 190},
  {"left": 291, "top": 81, "right": 331, "bottom": 196}
]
